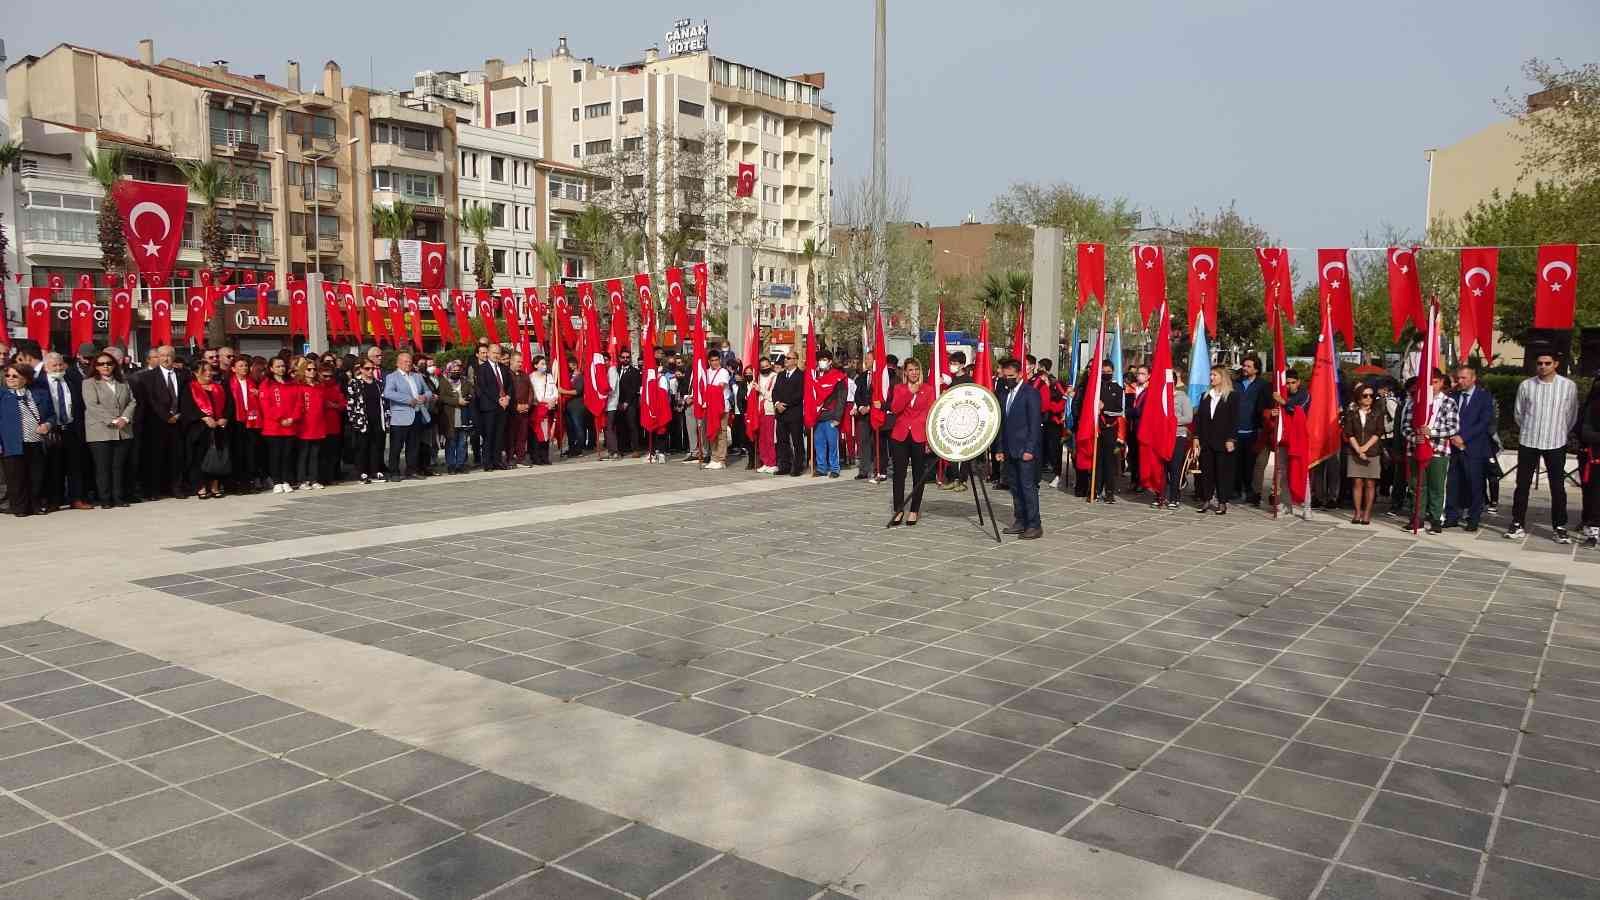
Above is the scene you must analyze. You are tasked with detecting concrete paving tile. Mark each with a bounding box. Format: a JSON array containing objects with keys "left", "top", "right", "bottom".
[
  {"left": 1340, "top": 825, "right": 1481, "bottom": 895},
  {"left": 477, "top": 797, "right": 628, "bottom": 862},
  {"left": 303, "top": 805, "right": 459, "bottom": 871},
  {"left": 343, "top": 749, "right": 476, "bottom": 801},
  {"left": 123, "top": 815, "right": 283, "bottom": 883},
  {"left": 560, "top": 825, "right": 718, "bottom": 898},
  {"left": 866, "top": 755, "right": 991, "bottom": 805},
  {"left": 0, "top": 824, "right": 100, "bottom": 886},
  {"left": 236, "top": 781, "right": 386, "bottom": 838},
  {"left": 406, "top": 770, "right": 548, "bottom": 831},
  {"left": 1065, "top": 806, "right": 1203, "bottom": 867},
  {"left": 181, "top": 844, "right": 350, "bottom": 900},
  {"left": 0, "top": 853, "right": 160, "bottom": 900},
  {"left": 374, "top": 834, "right": 539, "bottom": 900}
]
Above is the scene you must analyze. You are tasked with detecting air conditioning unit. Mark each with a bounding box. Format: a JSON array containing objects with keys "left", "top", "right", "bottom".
[{"left": 617, "top": 115, "right": 628, "bottom": 123}]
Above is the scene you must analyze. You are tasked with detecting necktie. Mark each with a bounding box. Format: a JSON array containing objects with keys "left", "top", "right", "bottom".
[
  {"left": 55, "top": 380, "right": 69, "bottom": 426},
  {"left": 494, "top": 364, "right": 504, "bottom": 389}
]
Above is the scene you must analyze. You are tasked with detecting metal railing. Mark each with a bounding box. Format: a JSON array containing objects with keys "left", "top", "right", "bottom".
[
  {"left": 304, "top": 235, "right": 341, "bottom": 253},
  {"left": 225, "top": 233, "right": 272, "bottom": 254},
  {"left": 19, "top": 226, "right": 97, "bottom": 245},
  {"left": 228, "top": 181, "right": 272, "bottom": 204},
  {"left": 17, "top": 159, "right": 94, "bottom": 180},
  {"left": 211, "top": 128, "right": 262, "bottom": 149}
]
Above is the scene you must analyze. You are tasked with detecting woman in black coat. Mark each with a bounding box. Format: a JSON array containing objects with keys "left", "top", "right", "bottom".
[{"left": 1192, "top": 365, "right": 1239, "bottom": 515}]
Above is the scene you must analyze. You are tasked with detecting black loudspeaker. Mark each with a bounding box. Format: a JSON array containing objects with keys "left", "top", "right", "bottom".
[
  {"left": 1580, "top": 328, "right": 1600, "bottom": 378},
  {"left": 1524, "top": 329, "right": 1573, "bottom": 374}
]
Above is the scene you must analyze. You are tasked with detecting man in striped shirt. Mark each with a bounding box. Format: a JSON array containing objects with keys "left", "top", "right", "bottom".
[{"left": 1507, "top": 352, "right": 1580, "bottom": 543}]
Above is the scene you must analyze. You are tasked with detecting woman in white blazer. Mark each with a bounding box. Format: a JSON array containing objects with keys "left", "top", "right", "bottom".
[{"left": 82, "top": 351, "right": 138, "bottom": 508}]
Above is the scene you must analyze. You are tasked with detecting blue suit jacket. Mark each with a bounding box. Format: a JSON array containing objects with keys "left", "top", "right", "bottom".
[
  {"left": 1, "top": 383, "right": 56, "bottom": 457},
  {"left": 1452, "top": 387, "right": 1495, "bottom": 460},
  {"left": 382, "top": 370, "right": 433, "bottom": 427},
  {"left": 999, "top": 381, "right": 1042, "bottom": 459}
]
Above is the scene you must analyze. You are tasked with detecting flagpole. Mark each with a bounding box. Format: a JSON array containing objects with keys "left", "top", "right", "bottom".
[{"left": 1086, "top": 307, "right": 1107, "bottom": 504}]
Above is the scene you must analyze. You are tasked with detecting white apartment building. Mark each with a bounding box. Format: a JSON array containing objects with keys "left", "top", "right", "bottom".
[{"left": 455, "top": 122, "right": 541, "bottom": 289}]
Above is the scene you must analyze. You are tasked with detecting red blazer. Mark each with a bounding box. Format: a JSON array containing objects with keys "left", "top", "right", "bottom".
[
  {"left": 315, "top": 381, "right": 346, "bottom": 436},
  {"left": 260, "top": 380, "right": 303, "bottom": 438},
  {"left": 889, "top": 380, "right": 936, "bottom": 443},
  {"left": 230, "top": 376, "right": 262, "bottom": 430},
  {"left": 296, "top": 381, "right": 329, "bottom": 441}
]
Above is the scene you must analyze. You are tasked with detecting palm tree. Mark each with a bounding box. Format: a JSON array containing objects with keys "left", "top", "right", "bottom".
[
  {"left": 976, "top": 272, "right": 1010, "bottom": 324},
  {"left": 657, "top": 227, "right": 693, "bottom": 268},
  {"left": 457, "top": 204, "right": 493, "bottom": 290},
  {"left": 87, "top": 147, "right": 127, "bottom": 278},
  {"left": 1005, "top": 270, "right": 1033, "bottom": 331},
  {"left": 532, "top": 239, "right": 561, "bottom": 286},
  {"left": 177, "top": 159, "right": 239, "bottom": 347},
  {"left": 0, "top": 141, "right": 20, "bottom": 285},
  {"left": 371, "top": 200, "right": 415, "bottom": 285}
]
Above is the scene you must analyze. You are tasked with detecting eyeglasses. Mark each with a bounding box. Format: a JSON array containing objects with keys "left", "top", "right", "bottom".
[{"left": 95, "top": 362, "right": 115, "bottom": 368}]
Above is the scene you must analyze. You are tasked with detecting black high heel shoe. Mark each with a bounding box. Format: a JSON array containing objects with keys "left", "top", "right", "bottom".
[
  {"left": 887, "top": 513, "right": 905, "bottom": 528},
  {"left": 906, "top": 514, "right": 919, "bottom": 527}
]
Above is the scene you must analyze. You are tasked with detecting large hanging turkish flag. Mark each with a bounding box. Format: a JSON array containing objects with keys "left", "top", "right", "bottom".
[
  {"left": 499, "top": 288, "right": 523, "bottom": 346},
  {"left": 362, "top": 284, "right": 389, "bottom": 345},
  {"left": 1187, "top": 247, "right": 1218, "bottom": 338},
  {"left": 385, "top": 287, "right": 407, "bottom": 346},
  {"left": 1533, "top": 243, "right": 1579, "bottom": 329},
  {"left": 736, "top": 163, "right": 756, "bottom": 198},
  {"left": 475, "top": 289, "right": 501, "bottom": 343},
  {"left": 404, "top": 288, "right": 425, "bottom": 351},
  {"left": 420, "top": 241, "right": 447, "bottom": 290},
  {"left": 256, "top": 273, "right": 275, "bottom": 324},
  {"left": 149, "top": 288, "right": 174, "bottom": 346},
  {"left": 450, "top": 290, "right": 471, "bottom": 345},
  {"left": 1386, "top": 246, "right": 1424, "bottom": 341},
  {"left": 523, "top": 287, "right": 547, "bottom": 348},
  {"left": 664, "top": 267, "right": 688, "bottom": 339},
  {"left": 1316, "top": 248, "right": 1355, "bottom": 347},
  {"left": 605, "top": 279, "right": 629, "bottom": 359},
  {"left": 108, "top": 278, "right": 134, "bottom": 348},
  {"left": 580, "top": 288, "right": 609, "bottom": 419},
  {"left": 26, "top": 286, "right": 53, "bottom": 349},
  {"left": 70, "top": 276, "right": 97, "bottom": 352},
  {"left": 287, "top": 278, "right": 310, "bottom": 337},
  {"left": 323, "top": 282, "right": 345, "bottom": 339},
  {"left": 1458, "top": 247, "right": 1498, "bottom": 360},
  {"left": 1255, "top": 247, "right": 1294, "bottom": 326},
  {"left": 426, "top": 290, "right": 453, "bottom": 346},
  {"left": 1077, "top": 243, "right": 1105, "bottom": 311},
  {"left": 184, "top": 289, "right": 207, "bottom": 347},
  {"left": 114, "top": 180, "right": 188, "bottom": 288},
  {"left": 1131, "top": 244, "right": 1166, "bottom": 324},
  {"left": 1136, "top": 303, "right": 1176, "bottom": 493}
]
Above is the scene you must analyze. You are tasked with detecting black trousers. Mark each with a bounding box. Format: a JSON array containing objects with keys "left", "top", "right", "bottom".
[
  {"left": 890, "top": 437, "right": 930, "bottom": 514},
  {"left": 775, "top": 415, "right": 805, "bottom": 474},
  {"left": 3, "top": 444, "right": 46, "bottom": 514},
  {"left": 139, "top": 420, "right": 184, "bottom": 497},
  {"left": 388, "top": 424, "right": 420, "bottom": 477},
  {"left": 1042, "top": 421, "right": 1063, "bottom": 477},
  {"left": 416, "top": 422, "right": 438, "bottom": 473},
  {"left": 89, "top": 440, "right": 131, "bottom": 505},
  {"left": 266, "top": 436, "right": 297, "bottom": 485},
  {"left": 228, "top": 425, "right": 259, "bottom": 486},
  {"left": 1199, "top": 446, "right": 1236, "bottom": 504},
  {"left": 44, "top": 430, "right": 88, "bottom": 506},
  {"left": 1234, "top": 440, "right": 1259, "bottom": 500},
  {"left": 1512, "top": 446, "right": 1567, "bottom": 529},
  {"left": 1096, "top": 427, "right": 1119, "bottom": 496},
  {"left": 478, "top": 408, "right": 505, "bottom": 469},
  {"left": 355, "top": 429, "right": 385, "bottom": 477},
  {"left": 320, "top": 435, "right": 343, "bottom": 483}
]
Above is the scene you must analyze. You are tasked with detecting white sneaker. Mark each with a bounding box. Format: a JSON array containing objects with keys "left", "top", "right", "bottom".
[
  {"left": 706, "top": 461, "right": 725, "bottom": 470},
  {"left": 310, "top": 483, "right": 324, "bottom": 491},
  {"left": 272, "top": 483, "right": 286, "bottom": 494},
  {"left": 373, "top": 472, "right": 386, "bottom": 482},
  {"left": 1049, "top": 476, "right": 1061, "bottom": 488}
]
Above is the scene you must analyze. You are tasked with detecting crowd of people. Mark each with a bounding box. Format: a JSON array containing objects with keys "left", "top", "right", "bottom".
[{"left": 3, "top": 335, "right": 1594, "bottom": 553}]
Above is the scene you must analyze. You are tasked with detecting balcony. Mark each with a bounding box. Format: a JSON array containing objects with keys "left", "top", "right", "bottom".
[
  {"left": 227, "top": 181, "right": 273, "bottom": 206},
  {"left": 301, "top": 181, "right": 340, "bottom": 204},
  {"left": 19, "top": 225, "right": 98, "bottom": 247},
  {"left": 372, "top": 187, "right": 438, "bottom": 209},
  {"left": 739, "top": 126, "right": 759, "bottom": 145},
  {"left": 211, "top": 128, "right": 265, "bottom": 155},
  {"left": 782, "top": 204, "right": 802, "bottom": 221},
  {"left": 560, "top": 237, "right": 592, "bottom": 255},
  {"left": 796, "top": 138, "right": 818, "bottom": 157},
  {"left": 304, "top": 235, "right": 342, "bottom": 255},
  {"left": 224, "top": 233, "right": 273, "bottom": 256},
  {"left": 800, "top": 172, "right": 817, "bottom": 189},
  {"left": 370, "top": 142, "right": 446, "bottom": 174}
]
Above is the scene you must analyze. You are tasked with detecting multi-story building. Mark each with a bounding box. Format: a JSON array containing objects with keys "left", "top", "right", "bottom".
[
  {"left": 351, "top": 87, "right": 458, "bottom": 285},
  {"left": 455, "top": 123, "right": 541, "bottom": 290}
]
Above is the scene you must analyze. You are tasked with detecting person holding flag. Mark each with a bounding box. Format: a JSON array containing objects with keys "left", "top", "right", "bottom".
[
  {"left": 1402, "top": 368, "right": 1460, "bottom": 534},
  {"left": 810, "top": 350, "right": 848, "bottom": 478},
  {"left": 1136, "top": 304, "right": 1178, "bottom": 509}
]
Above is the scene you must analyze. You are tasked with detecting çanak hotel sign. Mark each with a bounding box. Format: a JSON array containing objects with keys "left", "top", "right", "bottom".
[{"left": 665, "top": 18, "right": 709, "bottom": 56}]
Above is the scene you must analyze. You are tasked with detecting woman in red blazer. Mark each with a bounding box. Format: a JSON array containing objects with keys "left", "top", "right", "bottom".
[
  {"left": 315, "top": 359, "right": 347, "bottom": 485},
  {"left": 259, "top": 356, "right": 302, "bottom": 493},
  {"left": 293, "top": 359, "right": 329, "bottom": 490},
  {"left": 226, "top": 357, "right": 262, "bottom": 492},
  {"left": 888, "top": 359, "right": 937, "bottom": 526}
]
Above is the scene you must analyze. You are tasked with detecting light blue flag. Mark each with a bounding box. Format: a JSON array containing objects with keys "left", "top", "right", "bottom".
[
  {"left": 1066, "top": 316, "right": 1081, "bottom": 430},
  {"left": 1187, "top": 311, "right": 1210, "bottom": 408},
  {"left": 1111, "top": 315, "right": 1124, "bottom": 381}
]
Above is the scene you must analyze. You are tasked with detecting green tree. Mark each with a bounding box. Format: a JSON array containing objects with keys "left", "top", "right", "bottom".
[
  {"left": 1498, "top": 58, "right": 1600, "bottom": 184},
  {"left": 456, "top": 204, "right": 493, "bottom": 290},
  {"left": 371, "top": 200, "right": 415, "bottom": 286},
  {"left": 87, "top": 148, "right": 128, "bottom": 279},
  {"left": 1154, "top": 204, "right": 1281, "bottom": 354},
  {"left": 533, "top": 239, "right": 561, "bottom": 286},
  {"left": 0, "top": 140, "right": 19, "bottom": 286},
  {"left": 176, "top": 158, "right": 239, "bottom": 347}
]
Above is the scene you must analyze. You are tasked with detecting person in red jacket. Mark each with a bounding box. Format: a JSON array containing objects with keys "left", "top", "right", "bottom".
[
  {"left": 226, "top": 356, "right": 262, "bottom": 493},
  {"left": 260, "top": 356, "right": 302, "bottom": 493},
  {"left": 315, "top": 359, "right": 347, "bottom": 485},
  {"left": 292, "top": 358, "right": 327, "bottom": 490},
  {"left": 1030, "top": 358, "right": 1067, "bottom": 486},
  {"left": 887, "top": 358, "right": 937, "bottom": 526}
]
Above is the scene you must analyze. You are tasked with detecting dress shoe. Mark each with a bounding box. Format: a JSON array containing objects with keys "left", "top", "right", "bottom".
[
  {"left": 1020, "top": 527, "right": 1043, "bottom": 540},
  {"left": 71, "top": 500, "right": 94, "bottom": 511},
  {"left": 1002, "top": 524, "right": 1026, "bottom": 535}
]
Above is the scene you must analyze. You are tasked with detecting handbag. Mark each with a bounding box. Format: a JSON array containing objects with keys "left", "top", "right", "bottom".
[{"left": 201, "top": 441, "right": 232, "bottom": 477}]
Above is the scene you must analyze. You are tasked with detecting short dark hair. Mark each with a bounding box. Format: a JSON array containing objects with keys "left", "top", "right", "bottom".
[
  {"left": 818, "top": 349, "right": 833, "bottom": 361},
  {"left": 1037, "top": 358, "right": 1053, "bottom": 372},
  {"left": 1285, "top": 368, "right": 1302, "bottom": 380},
  {"left": 1025, "top": 354, "right": 1037, "bottom": 365},
  {"left": 999, "top": 357, "right": 1022, "bottom": 371},
  {"left": 949, "top": 351, "right": 966, "bottom": 365},
  {"left": 1243, "top": 355, "right": 1262, "bottom": 371},
  {"left": 13, "top": 340, "right": 42, "bottom": 360},
  {"left": 885, "top": 354, "right": 899, "bottom": 367}
]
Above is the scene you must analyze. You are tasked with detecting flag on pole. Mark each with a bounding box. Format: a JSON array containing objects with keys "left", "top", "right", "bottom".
[
  {"left": 1305, "top": 298, "right": 1342, "bottom": 466},
  {"left": 1413, "top": 299, "right": 1441, "bottom": 465},
  {"left": 1074, "top": 308, "right": 1108, "bottom": 473},
  {"left": 934, "top": 303, "right": 949, "bottom": 393},
  {"left": 1132, "top": 244, "right": 1166, "bottom": 324},
  {"left": 803, "top": 316, "right": 819, "bottom": 429},
  {"left": 1011, "top": 304, "right": 1026, "bottom": 361},
  {"left": 1077, "top": 242, "right": 1105, "bottom": 310},
  {"left": 1137, "top": 303, "right": 1177, "bottom": 493},
  {"left": 868, "top": 306, "right": 888, "bottom": 430},
  {"left": 1066, "top": 315, "right": 1081, "bottom": 430},
  {"left": 974, "top": 317, "right": 993, "bottom": 388},
  {"left": 1110, "top": 313, "right": 1123, "bottom": 379},
  {"left": 1187, "top": 311, "right": 1210, "bottom": 410}
]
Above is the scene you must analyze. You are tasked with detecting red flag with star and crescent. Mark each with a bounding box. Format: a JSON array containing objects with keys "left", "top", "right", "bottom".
[
  {"left": 606, "top": 279, "right": 629, "bottom": 360},
  {"left": 27, "top": 286, "right": 53, "bottom": 349},
  {"left": 475, "top": 289, "right": 501, "bottom": 343},
  {"left": 1534, "top": 243, "right": 1579, "bottom": 329},
  {"left": 1386, "top": 246, "right": 1425, "bottom": 340},
  {"left": 1074, "top": 308, "right": 1108, "bottom": 473},
  {"left": 499, "top": 288, "right": 523, "bottom": 346},
  {"left": 974, "top": 317, "right": 992, "bottom": 388},
  {"left": 255, "top": 272, "right": 272, "bottom": 324},
  {"left": 736, "top": 163, "right": 756, "bottom": 198},
  {"left": 323, "top": 282, "right": 345, "bottom": 339},
  {"left": 288, "top": 278, "right": 311, "bottom": 337},
  {"left": 1458, "top": 247, "right": 1499, "bottom": 360},
  {"left": 580, "top": 287, "right": 609, "bottom": 419},
  {"left": 664, "top": 267, "right": 688, "bottom": 340},
  {"left": 384, "top": 287, "right": 406, "bottom": 346},
  {"left": 402, "top": 289, "right": 424, "bottom": 351},
  {"left": 1317, "top": 248, "right": 1355, "bottom": 348},
  {"left": 523, "top": 287, "right": 547, "bottom": 349},
  {"left": 420, "top": 241, "right": 446, "bottom": 290},
  {"left": 426, "top": 290, "right": 452, "bottom": 346},
  {"left": 450, "top": 290, "right": 471, "bottom": 345},
  {"left": 184, "top": 288, "right": 207, "bottom": 347},
  {"left": 149, "top": 288, "right": 174, "bottom": 346},
  {"left": 1077, "top": 243, "right": 1105, "bottom": 311},
  {"left": 1255, "top": 247, "right": 1294, "bottom": 326},
  {"left": 109, "top": 276, "right": 135, "bottom": 348},
  {"left": 1187, "top": 247, "right": 1219, "bottom": 339},
  {"left": 114, "top": 180, "right": 188, "bottom": 289},
  {"left": 1131, "top": 244, "right": 1166, "bottom": 324},
  {"left": 361, "top": 284, "right": 388, "bottom": 345},
  {"left": 1137, "top": 303, "right": 1177, "bottom": 493},
  {"left": 633, "top": 273, "right": 656, "bottom": 329},
  {"left": 337, "top": 281, "right": 358, "bottom": 340},
  {"left": 71, "top": 275, "right": 97, "bottom": 351}
]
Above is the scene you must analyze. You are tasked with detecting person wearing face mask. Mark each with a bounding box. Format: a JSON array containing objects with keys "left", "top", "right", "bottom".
[
  {"left": 996, "top": 358, "right": 1044, "bottom": 539},
  {"left": 507, "top": 353, "right": 534, "bottom": 467},
  {"left": 938, "top": 352, "right": 975, "bottom": 492},
  {"left": 811, "top": 350, "right": 848, "bottom": 478},
  {"left": 752, "top": 357, "right": 779, "bottom": 473},
  {"left": 435, "top": 359, "right": 474, "bottom": 474},
  {"left": 1093, "top": 361, "right": 1126, "bottom": 502},
  {"left": 772, "top": 352, "right": 807, "bottom": 476},
  {"left": 528, "top": 356, "right": 559, "bottom": 466},
  {"left": 40, "top": 352, "right": 91, "bottom": 511},
  {"left": 1031, "top": 358, "right": 1067, "bottom": 487}
]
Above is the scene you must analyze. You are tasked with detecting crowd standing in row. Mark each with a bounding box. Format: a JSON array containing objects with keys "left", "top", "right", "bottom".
[{"left": 3, "top": 336, "right": 1595, "bottom": 552}]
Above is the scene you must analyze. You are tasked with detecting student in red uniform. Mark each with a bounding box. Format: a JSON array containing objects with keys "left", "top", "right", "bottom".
[
  {"left": 227, "top": 357, "right": 262, "bottom": 493},
  {"left": 260, "top": 356, "right": 302, "bottom": 493},
  {"left": 293, "top": 359, "right": 329, "bottom": 490},
  {"left": 315, "top": 359, "right": 347, "bottom": 485},
  {"left": 887, "top": 358, "right": 937, "bottom": 526},
  {"left": 1030, "top": 358, "right": 1067, "bottom": 485}
]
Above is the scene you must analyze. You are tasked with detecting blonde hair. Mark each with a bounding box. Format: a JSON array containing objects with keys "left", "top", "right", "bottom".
[
  {"left": 1209, "top": 366, "right": 1234, "bottom": 397},
  {"left": 293, "top": 357, "right": 316, "bottom": 384}
]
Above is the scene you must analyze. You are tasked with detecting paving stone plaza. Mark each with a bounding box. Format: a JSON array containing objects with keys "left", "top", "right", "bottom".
[{"left": 3, "top": 462, "right": 1599, "bottom": 899}]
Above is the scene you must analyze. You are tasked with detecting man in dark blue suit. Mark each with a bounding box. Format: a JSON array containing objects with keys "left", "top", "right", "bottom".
[
  {"left": 1445, "top": 364, "right": 1496, "bottom": 531},
  {"left": 996, "top": 357, "right": 1043, "bottom": 539}
]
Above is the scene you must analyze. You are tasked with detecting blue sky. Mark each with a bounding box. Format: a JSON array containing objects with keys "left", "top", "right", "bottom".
[{"left": 10, "top": 0, "right": 1598, "bottom": 246}]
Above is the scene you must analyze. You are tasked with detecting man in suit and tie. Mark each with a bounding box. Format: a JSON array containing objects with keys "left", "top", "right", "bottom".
[
  {"left": 996, "top": 357, "right": 1043, "bottom": 539},
  {"left": 473, "top": 343, "right": 511, "bottom": 471},
  {"left": 382, "top": 351, "right": 434, "bottom": 480},
  {"left": 771, "top": 352, "right": 807, "bottom": 477},
  {"left": 133, "top": 345, "right": 187, "bottom": 499},
  {"left": 41, "top": 352, "right": 92, "bottom": 511},
  {"left": 1444, "top": 364, "right": 1496, "bottom": 531}
]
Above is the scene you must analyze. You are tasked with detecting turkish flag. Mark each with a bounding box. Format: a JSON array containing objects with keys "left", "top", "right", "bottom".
[
  {"left": 1458, "top": 247, "right": 1499, "bottom": 360},
  {"left": 499, "top": 288, "right": 523, "bottom": 346},
  {"left": 323, "top": 283, "right": 345, "bottom": 338},
  {"left": 934, "top": 303, "right": 948, "bottom": 395},
  {"left": 103, "top": 273, "right": 119, "bottom": 288},
  {"left": 605, "top": 279, "right": 629, "bottom": 359},
  {"left": 580, "top": 288, "right": 609, "bottom": 419},
  {"left": 974, "top": 317, "right": 992, "bottom": 388},
  {"left": 736, "top": 162, "right": 756, "bottom": 198},
  {"left": 639, "top": 301, "right": 670, "bottom": 432},
  {"left": 420, "top": 241, "right": 447, "bottom": 290},
  {"left": 802, "top": 314, "right": 819, "bottom": 428},
  {"left": 242, "top": 271, "right": 257, "bottom": 285},
  {"left": 255, "top": 273, "right": 272, "bottom": 324},
  {"left": 26, "top": 286, "right": 53, "bottom": 349},
  {"left": 523, "top": 287, "right": 547, "bottom": 348},
  {"left": 475, "top": 289, "right": 501, "bottom": 343},
  {"left": 868, "top": 305, "right": 889, "bottom": 431},
  {"left": 633, "top": 273, "right": 655, "bottom": 322},
  {"left": 1011, "top": 305, "right": 1026, "bottom": 361},
  {"left": 108, "top": 281, "right": 134, "bottom": 348},
  {"left": 1137, "top": 303, "right": 1177, "bottom": 493},
  {"left": 1187, "top": 247, "right": 1219, "bottom": 338},
  {"left": 286, "top": 278, "right": 310, "bottom": 337},
  {"left": 149, "top": 288, "right": 174, "bottom": 346},
  {"left": 1131, "top": 244, "right": 1166, "bottom": 324},
  {"left": 693, "top": 262, "right": 710, "bottom": 307},
  {"left": 1412, "top": 299, "right": 1441, "bottom": 469},
  {"left": 404, "top": 288, "right": 425, "bottom": 351},
  {"left": 197, "top": 269, "right": 217, "bottom": 317},
  {"left": 450, "top": 290, "right": 472, "bottom": 345},
  {"left": 385, "top": 287, "right": 407, "bottom": 346},
  {"left": 1305, "top": 299, "right": 1343, "bottom": 467},
  {"left": 1074, "top": 308, "right": 1107, "bottom": 473},
  {"left": 47, "top": 273, "right": 64, "bottom": 291},
  {"left": 114, "top": 179, "right": 188, "bottom": 288},
  {"left": 1317, "top": 248, "right": 1355, "bottom": 347},
  {"left": 362, "top": 284, "right": 389, "bottom": 345},
  {"left": 1077, "top": 243, "right": 1105, "bottom": 311},
  {"left": 1255, "top": 247, "right": 1294, "bottom": 325},
  {"left": 184, "top": 289, "right": 207, "bottom": 347},
  {"left": 338, "top": 282, "right": 358, "bottom": 340},
  {"left": 426, "top": 290, "right": 453, "bottom": 346},
  {"left": 71, "top": 283, "right": 97, "bottom": 351},
  {"left": 664, "top": 267, "right": 688, "bottom": 338},
  {"left": 1534, "top": 243, "right": 1579, "bottom": 329},
  {"left": 1386, "top": 246, "right": 1424, "bottom": 340}
]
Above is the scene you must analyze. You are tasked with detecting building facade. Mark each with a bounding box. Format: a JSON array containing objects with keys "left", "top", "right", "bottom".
[{"left": 455, "top": 122, "right": 542, "bottom": 290}]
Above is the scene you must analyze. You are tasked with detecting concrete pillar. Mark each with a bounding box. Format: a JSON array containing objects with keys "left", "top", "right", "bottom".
[
  {"left": 305, "top": 272, "right": 328, "bottom": 354},
  {"left": 1030, "top": 227, "right": 1063, "bottom": 365},
  {"left": 726, "top": 245, "right": 753, "bottom": 355}
]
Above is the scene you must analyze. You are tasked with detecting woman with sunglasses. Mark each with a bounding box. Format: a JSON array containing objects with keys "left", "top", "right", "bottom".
[
  {"left": 1343, "top": 382, "right": 1387, "bottom": 524},
  {"left": 346, "top": 358, "right": 387, "bottom": 484},
  {"left": 260, "top": 356, "right": 302, "bottom": 493},
  {"left": 181, "top": 361, "right": 230, "bottom": 499},
  {"left": 1, "top": 362, "right": 55, "bottom": 516},
  {"left": 83, "top": 353, "right": 137, "bottom": 508}
]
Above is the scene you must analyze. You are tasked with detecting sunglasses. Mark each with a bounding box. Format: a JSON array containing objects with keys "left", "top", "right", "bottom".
[{"left": 95, "top": 361, "right": 115, "bottom": 368}]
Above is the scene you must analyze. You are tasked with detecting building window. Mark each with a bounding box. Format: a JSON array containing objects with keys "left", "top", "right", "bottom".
[
  {"left": 491, "top": 202, "right": 507, "bottom": 229},
  {"left": 549, "top": 175, "right": 587, "bottom": 202},
  {"left": 490, "top": 156, "right": 505, "bottom": 182},
  {"left": 524, "top": 108, "right": 539, "bottom": 123},
  {"left": 624, "top": 174, "right": 644, "bottom": 189},
  {"left": 583, "top": 102, "right": 611, "bottom": 119},
  {"left": 678, "top": 100, "right": 704, "bottom": 118},
  {"left": 678, "top": 138, "right": 704, "bottom": 156},
  {"left": 571, "top": 107, "right": 580, "bottom": 122},
  {"left": 621, "top": 98, "right": 644, "bottom": 114},
  {"left": 584, "top": 139, "right": 612, "bottom": 156},
  {"left": 572, "top": 144, "right": 581, "bottom": 158},
  {"left": 285, "top": 111, "right": 337, "bottom": 142},
  {"left": 622, "top": 136, "right": 643, "bottom": 152},
  {"left": 563, "top": 257, "right": 585, "bottom": 278},
  {"left": 571, "top": 69, "right": 583, "bottom": 83},
  {"left": 494, "top": 111, "right": 515, "bottom": 126},
  {"left": 372, "top": 122, "right": 437, "bottom": 151}
]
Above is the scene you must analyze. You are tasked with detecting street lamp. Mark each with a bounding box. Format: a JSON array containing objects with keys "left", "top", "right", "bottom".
[
  {"left": 941, "top": 248, "right": 975, "bottom": 276},
  {"left": 275, "top": 135, "right": 360, "bottom": 277}
]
